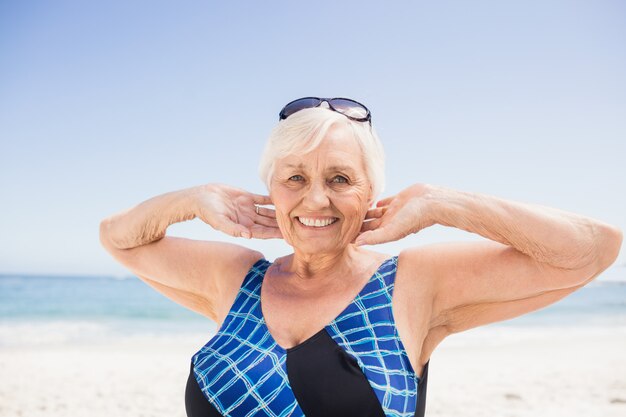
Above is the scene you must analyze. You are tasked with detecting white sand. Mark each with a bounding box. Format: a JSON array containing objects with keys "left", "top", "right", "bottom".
[
  {"left": 1, "top": 326, "right": 625, "bottom": 417},
  {"left": 427, "top": 326, "right": 626, "bottom": 417}
]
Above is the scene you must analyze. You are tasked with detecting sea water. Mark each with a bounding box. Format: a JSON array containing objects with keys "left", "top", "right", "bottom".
[
  {"left": 0, "top": 273, "right": 214, "bottom": 347},
  {"left": 1, "top": 266, "right": 625, "bottom": 348}
]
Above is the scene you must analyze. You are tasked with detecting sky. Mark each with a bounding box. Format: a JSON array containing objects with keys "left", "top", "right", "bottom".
[{"left": 1, "top": 0, "right": 624, "bottom": 277}]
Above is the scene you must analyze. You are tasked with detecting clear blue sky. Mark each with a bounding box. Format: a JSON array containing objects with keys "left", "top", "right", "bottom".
[{"left": 1, "top": 0, "right": 624, "bottom": 276}]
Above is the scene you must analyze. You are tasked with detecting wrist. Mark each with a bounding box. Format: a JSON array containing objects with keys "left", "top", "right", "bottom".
[
  {"left": 184, "top": 184, "right": 213, "bottom": 220},
  {"left": 422, "top": 184, "right": 456, "bottom": 227}
]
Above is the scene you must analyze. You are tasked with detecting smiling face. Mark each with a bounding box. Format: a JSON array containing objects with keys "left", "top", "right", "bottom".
[{"left": 269, "top": 123, "right": 373, "bottom": 256}]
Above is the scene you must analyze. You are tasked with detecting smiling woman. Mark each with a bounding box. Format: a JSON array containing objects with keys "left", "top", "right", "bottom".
[
  {"left": 270, "top": 122, "right": 375, "bottom": 254},
  {"left": 99, "top": 97, "right": 623, "bottom": 417}
]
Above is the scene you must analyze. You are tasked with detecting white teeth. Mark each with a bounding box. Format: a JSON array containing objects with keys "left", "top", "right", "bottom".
[{"left": 297, "top": 217, "right": 337, "bottom": 227}]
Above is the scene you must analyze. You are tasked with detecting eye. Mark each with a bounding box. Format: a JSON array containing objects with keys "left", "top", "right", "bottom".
[
  {"left": 288, "top": 175, "right": 304, "bottom": 181},
  {"left": 331, "top": 175, "right": 349, "bottom": 184}
]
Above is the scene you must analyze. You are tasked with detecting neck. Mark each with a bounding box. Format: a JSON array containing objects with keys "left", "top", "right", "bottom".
[{"left": 275, "top": 245, "right": 366, "bottom": 291}]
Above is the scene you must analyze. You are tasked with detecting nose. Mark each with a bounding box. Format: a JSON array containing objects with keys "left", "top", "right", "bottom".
[{"left": 302, "top": 180, "right": 330, "bottom": 210}]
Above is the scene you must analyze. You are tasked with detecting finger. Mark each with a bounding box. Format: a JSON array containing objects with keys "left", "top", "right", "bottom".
[
  {"left": 376, "top": 195, "right": 395, "bottom": 207},
  {"left": 364, "top": 207, "right": 386, "bottom": 220},
  {"left": 355, "top": 226, "right": 398, "bottom": 246},
  {"left": 250, "top": 224, "right": 284, "bottom": 240},
  {"left": 354, "top": 230, "right": 385, "bottom": 246},
  {"left": 216, "top": 215, "right": 251, "bottom": 239},
  {"left": 252, "top": 194, "right": 273, "bottom": 205},
  {"left": 254, "top": 214, "right": 279, "bottom": 228},
  {"left": 255, "top": 206, "right": 277, "bottom": 218},
  {"left": 360, "top": 218, "right": 382, "bottom": 233}
]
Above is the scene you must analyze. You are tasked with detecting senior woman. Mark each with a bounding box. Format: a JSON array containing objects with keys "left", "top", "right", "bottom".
[{"left": 100, "top": 97, "right": 622, "bottom": 417}]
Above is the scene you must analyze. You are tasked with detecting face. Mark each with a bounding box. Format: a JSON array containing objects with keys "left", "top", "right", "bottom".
[{"left": 270, "top": 123, "right": 373, "bottom": 255}]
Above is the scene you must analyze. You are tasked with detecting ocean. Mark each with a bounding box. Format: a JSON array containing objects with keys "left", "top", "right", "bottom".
[
  {"left": 0, "top": 273, "right": 213, "bottom": 348},
  {"left": 1, "top": 267, "right": 625, "bottom": 348}
]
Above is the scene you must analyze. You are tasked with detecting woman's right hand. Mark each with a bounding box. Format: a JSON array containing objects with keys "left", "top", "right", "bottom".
[
  {"left": 100, "top": 183, "right": 277, "bottom": 323},
  {"left": 194, "top": 183, "right": 282, "bottom": 240}
]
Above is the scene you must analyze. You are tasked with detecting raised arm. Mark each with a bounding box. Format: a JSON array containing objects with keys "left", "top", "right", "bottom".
[
  {"left": 358, "top": 183, "right": 623, "bottom": 334},
  {"left": 99, "top": 183, "right": 280, "bottom": 323}
]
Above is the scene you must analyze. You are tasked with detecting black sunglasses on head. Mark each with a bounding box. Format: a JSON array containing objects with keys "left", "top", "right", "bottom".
[{"left": 279, "top": 97, "right": 372, "bottom": 125}]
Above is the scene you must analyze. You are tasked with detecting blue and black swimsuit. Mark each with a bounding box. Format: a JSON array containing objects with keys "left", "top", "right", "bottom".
[{"left": 185, "top": 256, "right": 429, "bottom": 417}]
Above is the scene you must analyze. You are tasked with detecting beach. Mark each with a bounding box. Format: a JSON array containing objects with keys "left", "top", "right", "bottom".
[
  {"left": 427, "top": 326, "right": 626, "bottom": 417},
  {"left": 1, "top": 273, "right": 625, "bottom": 416},
  {"left": 1, "top": 325, "right": 625, "bottom": 417}
]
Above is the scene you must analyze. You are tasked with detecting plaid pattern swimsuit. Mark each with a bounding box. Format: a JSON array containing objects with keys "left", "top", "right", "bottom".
[{"left": 185, "top": 256, "right": 429, "bottom": 417}]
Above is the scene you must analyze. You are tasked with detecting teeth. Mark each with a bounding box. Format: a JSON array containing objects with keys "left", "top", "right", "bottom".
[{"left": 298, "top": 217, "right": 337, "bottom": 227}]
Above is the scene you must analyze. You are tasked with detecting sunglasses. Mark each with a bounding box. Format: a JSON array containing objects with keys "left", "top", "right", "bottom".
[{"left": 278, "top": 97, "right": 372, "bottom": 125}]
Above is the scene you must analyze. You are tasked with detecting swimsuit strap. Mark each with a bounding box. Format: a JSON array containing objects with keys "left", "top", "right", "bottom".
[
  {"left": 192, "top": 258, "right": 303, "bottom": 415},
  {"left": 325, "top": 256, "right": 419, "bottom": 417},
  {"left": 214, "top": 258, "right": 271, "bottom": 339}
]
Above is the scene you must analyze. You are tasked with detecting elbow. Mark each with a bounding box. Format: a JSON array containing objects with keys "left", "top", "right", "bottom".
[
  {"left": 593, "top": 223, "right": 623, "bottom": 272},
  {"left": 99, "top": 217, "right": 119, "bottom": 251},
  {"left": 99, "top": 218, "right": 112, "bottom": 249}
]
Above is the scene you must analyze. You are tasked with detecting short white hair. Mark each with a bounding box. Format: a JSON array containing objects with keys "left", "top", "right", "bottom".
[{"left": 258, "top": 106, "right": 385, "bottom": 202}]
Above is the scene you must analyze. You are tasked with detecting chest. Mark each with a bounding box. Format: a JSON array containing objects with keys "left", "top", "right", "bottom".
[
  {"left": 261, "top": 261, "right": 432, "bottom": 380},
  {"left": 191, "top": 258, "right": 423, "bottom": 416}
]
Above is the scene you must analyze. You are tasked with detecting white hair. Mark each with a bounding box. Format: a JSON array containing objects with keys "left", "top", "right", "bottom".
[{"left": 258, "top": 106, "right": 385, "bottom": 202}]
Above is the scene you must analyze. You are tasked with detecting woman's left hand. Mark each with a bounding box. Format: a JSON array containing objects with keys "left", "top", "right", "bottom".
[{"left": 355, "top": 183, "right": 436, "bottom": 246}]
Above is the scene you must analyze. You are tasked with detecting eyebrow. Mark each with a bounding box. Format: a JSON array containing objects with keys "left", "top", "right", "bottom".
[{"left": 282, "top": 163, "right": 356, "bottom": 173}]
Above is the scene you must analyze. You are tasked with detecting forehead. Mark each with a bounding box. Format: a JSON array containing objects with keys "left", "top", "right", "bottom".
[{"left": 276, "top": 124, "right": 365, "bottom": 172}]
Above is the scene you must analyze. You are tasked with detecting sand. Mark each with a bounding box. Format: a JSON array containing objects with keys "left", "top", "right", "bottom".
[
  {"left": 1, "top": 326, "right": 625, "bottom": 417},
  {"left": 427, "top": 326, "right": 626, "bottom": 417}
]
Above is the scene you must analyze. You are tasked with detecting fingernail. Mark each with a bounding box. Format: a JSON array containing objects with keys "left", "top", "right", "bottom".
[{"left": 242, "top": 231, "right": 251, "bottom": 239}]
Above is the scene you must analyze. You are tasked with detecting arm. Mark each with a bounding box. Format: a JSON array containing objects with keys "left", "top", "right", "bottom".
[
  {"left": 99, "top": 184, "right": 280, "bottom": 323},
  {"left": 359, "top": 184, "right": 623, "bottom": 333}
]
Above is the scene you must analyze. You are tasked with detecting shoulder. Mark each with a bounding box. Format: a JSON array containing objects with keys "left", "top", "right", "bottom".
[
  {"left": 203, "top": 242, "right": 266, "bottom": 292},
  {"left": 398, "top": 245, "right": 428, "bottom": 266},
  {"left": 213, "top": 247, "right": 266, "bottom": 325},
  {"left": 397, "top": 244, "right": 453, "bottom": 282},
  {"left": 218, "top": 245, "right": 266, "bottom": 288},
  {"left": 396, "top": 246, "right": 439, "bottom": 325},
  {"left": 391, "top": 247, "right": 443, "bottom": 364},
  {"left": 397, "top": 246, "right": 434, "bottom": 282}
]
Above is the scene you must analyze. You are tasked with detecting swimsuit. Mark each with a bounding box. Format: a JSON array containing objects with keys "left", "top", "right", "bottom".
[{"left": 185, "top": 256, "right": 429, "bottom": 417}]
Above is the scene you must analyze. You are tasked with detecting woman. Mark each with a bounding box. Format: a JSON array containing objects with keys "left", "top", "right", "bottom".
[{"left": 100, "top": 97, "right": 623, "bottom": 417}]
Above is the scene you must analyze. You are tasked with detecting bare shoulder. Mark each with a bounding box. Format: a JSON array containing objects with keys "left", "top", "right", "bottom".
[
  {"left": 394, "top": 247, "right": 444, "bottom": 365},
  {"left": 396, "top": 247, "right": 441, "bottom": 327},
  {"left": 396, "top": 246, "right": 438, "bottom": 310},
  {"left": 209, "top": 245, "right": 266, "bottom": 327}
]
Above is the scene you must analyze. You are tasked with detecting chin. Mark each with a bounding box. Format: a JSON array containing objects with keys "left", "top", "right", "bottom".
[{"left": 291, "top": 240, "right": 351, "bottom": 254}]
